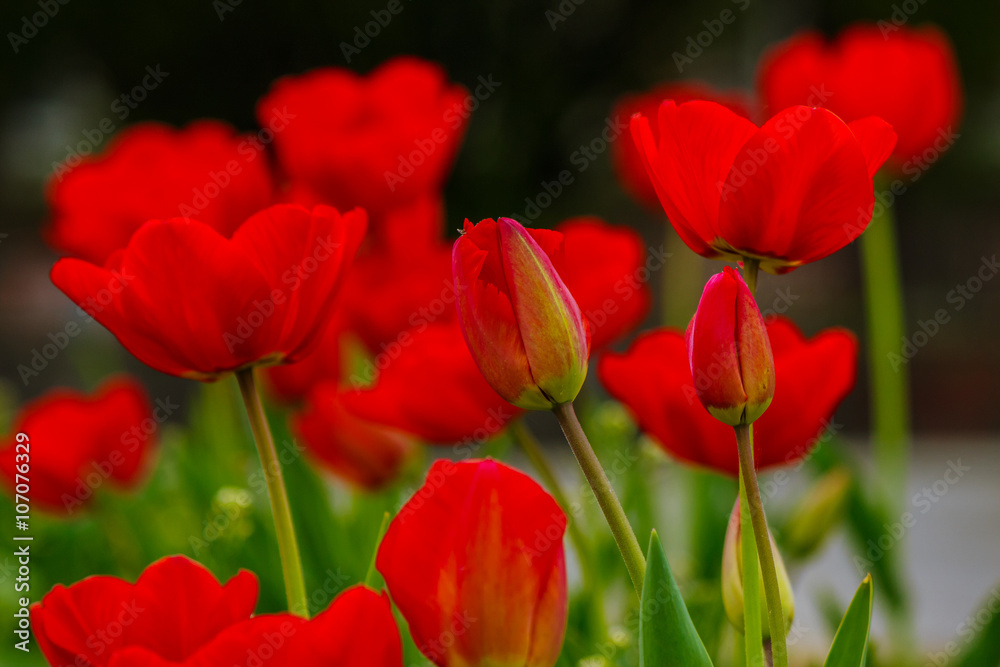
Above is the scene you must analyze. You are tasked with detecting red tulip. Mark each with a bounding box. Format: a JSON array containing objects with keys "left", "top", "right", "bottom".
[
  {"left": 342, "top": 322, "right": 523, "bottom": 445},
  {"left": 31, "top": 556, "right": 403, "bottom": 666},
  {"left": 292, "top": 381, "right": 417, "bottom": 489},
  {"left": 46, "top": 121, "right": 274, "bottom": 265},
  {"left": 557, "top": 216, "right": 652, "bottom": 349},
  {"left": 264, "top": 201, "right": 452, "bottom": 403},
  {"left": 0, "top": 377, "right": 157, "bottom": 515},
  {"left": 32, "top": 555, "right": 258, "bottom": 666},
  {"left": 611, "top": 82, "right": 752, "bottom": 209},
  {"left": 686, "top": 267, "right": 774, "bottom": 426},
  {"left": 258, "top": 57, "right": 468, "bottom": 246},
  {"left": 50, "top": 204, "right": 366, "bottom": 380},
  {"left": 377, "top": 459, "right": 567, "bottom": 667},
  {"left": 630, "top": 100, "right": 896, "bottom": 273},
  {"left": 598, "top": 316, "right": 858, "bottom": 475},
  {"left": 454, "top": 218, "right": 589, "bottom": 409},
  {"left": 758, "top": 24, "right": 962, "bottom": 167}
]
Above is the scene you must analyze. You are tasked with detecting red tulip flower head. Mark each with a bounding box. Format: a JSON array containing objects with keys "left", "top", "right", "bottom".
[
  {"left": 599, "top": 317, "right": 858, "bottom": 475},
  {"left": 611, "top": 82, "right": 752, "bottom": 209},
  {"left": 378, "top": 459, "right": 567, "bottom": 667},
  {"left": 686, "top": 267, "right": 774, "bottom": 426},
  {"left": 556, "top": 216, "right": 652, "bottom": 350},
  {"left": 258, "top": 57, "right": 468, "bottom": 245},
  {"left": 0, "top": 377, "right": 156, "bottom": 515},
  {"left": 293, "top": 382, "right": 417, "bottom": 489},
  {"left": 453, "top": 218, "right": 589, "bottom": 410},
  {"left": 51, "top": 204, "right": 366, "bottom": 380},
  {"left": 630, "top": 100, "right": 896, "bottom": 273},
  {"left": 46, "top": 121, "right": 274, "bottom": 265},
  {"left": 758, "top": 24, "right": 962, "bottom": 168},
  {"left": 343, "top": 321, "right": 523, "bottom": 445},
  {"left": 31, "top": 555, "right": 403, "bottom": 666}
]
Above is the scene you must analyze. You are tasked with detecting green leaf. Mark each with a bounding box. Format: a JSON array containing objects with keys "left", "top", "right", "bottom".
[
  {"left": 824, "top": 574, "right": 874, "bottom": 667},
  {"left": 639, "top": 530, "right": 713, "bottom": 667},
  {"left": 956, "top": 586, "right": 1000, "bottom": 667}
]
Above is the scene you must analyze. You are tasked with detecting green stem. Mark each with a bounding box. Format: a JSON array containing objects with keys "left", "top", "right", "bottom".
[
  {"left": 365, "top": 512, "right": 391, "bottom": 589},
  {"left": 552, "top": 402, "right": 646, "bottom": 597},
  {"left": 860, "top": 196, "right": 910, "bottom": 510},
  {"left": 740, "top": 467, "right": 765, "bottom": 667},
  {"left": 735, "top": 424, "right": 787, "bottom": 667},
  {"left": 236, "top": 367, "right": 309, "bottom": 617},
  {"left": 509, "top": 419, "right": 608, "bottom": 637},
  {"left": 742, "top": 257, "right": 760, "bottom": 295}
]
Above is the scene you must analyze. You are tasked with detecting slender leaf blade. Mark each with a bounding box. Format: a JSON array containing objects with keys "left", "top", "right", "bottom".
[{"left": 824, "top": 574, "right": 874, "bottom": 667}]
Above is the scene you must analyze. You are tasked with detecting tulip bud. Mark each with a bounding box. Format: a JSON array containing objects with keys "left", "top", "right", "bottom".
[
  {"left": 722, "top": 501, "right": 795, "bottom": 639},
  {"left": 782, "top": 468, "right": 853, "bottom": 560},
  {"left": 453, "top": 217, "right": 589, "bottom": 410},
  {"left": 686, "top": 266, "right": 774, "bottom": 425}
]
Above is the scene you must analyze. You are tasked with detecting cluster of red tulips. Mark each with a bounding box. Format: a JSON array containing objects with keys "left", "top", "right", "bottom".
[{"left": 2, "top": 21, "right": 963, "bottom": 667}]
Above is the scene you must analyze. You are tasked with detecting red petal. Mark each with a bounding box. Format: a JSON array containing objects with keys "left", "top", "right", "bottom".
[
  {"left": 848, "top": 116, "right": 898, "bottom": 177},
  {"left": 717, "top": 106, "right": 874, "bottom": 271}
]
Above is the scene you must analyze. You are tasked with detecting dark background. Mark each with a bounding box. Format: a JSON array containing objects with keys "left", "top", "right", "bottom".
[{"left": 1, "top": 0, "right": 998, "bottom": 434}]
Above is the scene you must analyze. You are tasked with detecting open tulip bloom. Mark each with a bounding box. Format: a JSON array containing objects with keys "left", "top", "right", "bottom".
[{"left": 23, "top": 26, "right": 974, "bottom": 667}]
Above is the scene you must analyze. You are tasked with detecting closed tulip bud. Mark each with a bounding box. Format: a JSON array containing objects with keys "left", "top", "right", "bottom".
[
  {"left": 722, "top": 501, "right": 795, "bottom": 639},
  {"left": 686, "top": 266, "right": 774, "bottom": 426},
  {"left": 782, "top": 468, "right": 853, "bottom": 560},
  {"left": 453, "top": 217, "right": 589, "bottom": 410}
]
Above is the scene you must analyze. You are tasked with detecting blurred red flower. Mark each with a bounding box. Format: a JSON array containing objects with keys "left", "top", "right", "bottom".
[
  {"left": 51, "top": 204, "right": 365, "bottom": 380},
  {"left": 46, "top": 121, "right": 275, "bottom": 265},
  {"left": 558, "top": 216, "right": 651, "bottom": 349},
  {"left": 377, "top": 459, "right": 567, "bottom": 667},
  {"left": 32, "top": 556, "right": 402, "bottom": 666},
  {"left": 599, "top": 317, "right": 858, "bottom": 475},
  {"left": 611, "top": 82, "right": 752, "bottom": 209},
  {"left": 258, "top": 57, "right": 468, "bottom": 247},
  {"left": 0, "top": 377, "right": 157, "bottom": 515},
  {"left": 758, "top": 24, "right": 962, "bottom": 168},
  {"left": 630, "top": 101, "right": 896, "bottom": 273},
  {"left": 343, "top": 321, "right": 522, "bottom": 445},
  {"left": 292, "top": 381, "right": 417, "bottom": 489}
]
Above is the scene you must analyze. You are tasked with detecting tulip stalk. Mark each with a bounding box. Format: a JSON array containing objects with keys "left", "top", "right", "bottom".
[
  {"left": 553, "top": 402, "right": 646, "bottom": 597},
  {"left": 860, "top": 187, "right": 910, "bottom": 511},
  {"left": 735, "top": 422, "right": 787, "bottom": 667},
  {"left": 509, "top": 419, "right": 608, "bottom": 637},
  {"left": 235, "top": 367, "right": 309, "bottom": 618}
]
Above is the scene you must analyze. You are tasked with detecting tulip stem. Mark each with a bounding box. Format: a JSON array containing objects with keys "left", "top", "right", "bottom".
[
  {"left": 742, "top": 257, "right": 760, "bottom": 295},
  {"left": 860, "top": 194, "right": 910, "bottom": 511},
  {"left": 553, "top": 401, "right": 646, "bottom": 597},
  {"left": 509, "top": 419, "right": 608, "bottom": 636},
  {"left": 739, "top": 468, "right": 765, "bottom": 667},
  {"left": 735, "top": 424, "right": 787, "bottom": 667},
  {"left": 235, "top": 367, "right": 309, "bottom": 618}
]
